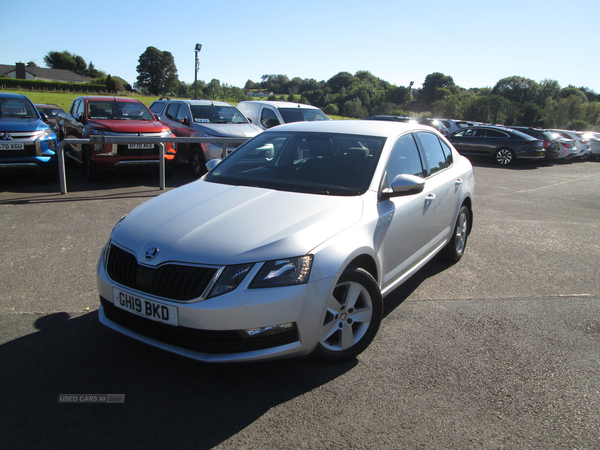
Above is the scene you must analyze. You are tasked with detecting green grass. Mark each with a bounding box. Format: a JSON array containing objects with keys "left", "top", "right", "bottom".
[
  {"left": 0, "top": 88, "right": 160, "bottom": 111},
  {"left": 1, "top": 88, "right": 351, "bottom": 120}
]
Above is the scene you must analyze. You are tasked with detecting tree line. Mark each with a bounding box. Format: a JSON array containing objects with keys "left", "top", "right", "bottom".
[{"left": 39, "top": 48, "right": 600, "bottom": 130}]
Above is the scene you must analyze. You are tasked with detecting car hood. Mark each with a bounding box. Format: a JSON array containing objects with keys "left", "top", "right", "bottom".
[
  {"left": 87, "top": 119, "right": 165, "bottom": 133},
  {"left": 0, "top": 117, "right": 47, "bottom": 132},
  {"left": 190, "top": 122, "right": 262, "bottom": 138},
  {"left": 111, "top": 181, "right": 363, "bottom": 266}
]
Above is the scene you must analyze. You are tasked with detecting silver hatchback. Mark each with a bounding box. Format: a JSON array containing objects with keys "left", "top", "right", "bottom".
[{"left": 97, "top": 120, "right": 474, "bottom": 363}]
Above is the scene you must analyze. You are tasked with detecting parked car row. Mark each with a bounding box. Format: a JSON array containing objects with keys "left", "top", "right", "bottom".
[
  {"left": 434, "top": 118, "right": 596, "bottom": 166},
  {"left": 366, "top": 115, "right": 450, "bottom": 136},
  {"left": 2, "top": 92, "right": 598, "bottom": 183}
]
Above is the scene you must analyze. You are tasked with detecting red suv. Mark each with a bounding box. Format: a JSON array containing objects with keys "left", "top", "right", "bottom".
[{"left": 56, "top": 96, "right": 176, "bottom": 180}]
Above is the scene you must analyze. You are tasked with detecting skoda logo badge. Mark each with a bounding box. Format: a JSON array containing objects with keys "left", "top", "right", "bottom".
[{"left": 145, "top": 247, "right": 159, "bottom": 261}]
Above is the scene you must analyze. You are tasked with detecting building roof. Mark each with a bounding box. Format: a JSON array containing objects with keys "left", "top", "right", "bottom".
[{"left": 0, "top": 64, "right": 92, "bottom": 83}]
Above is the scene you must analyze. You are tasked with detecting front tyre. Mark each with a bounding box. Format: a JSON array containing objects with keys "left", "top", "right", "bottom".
[
  {"left": 190, "top": 146, "right": 207, "bottom": 178},
  {"left": 495, "top": 148, "right": 515, "bottom": 166},
  {"left": 313, "top": 266, "right": 382, "bottom": 363},
  {"left": 442, "top": 205, "right": 470, "bottom": 262}
]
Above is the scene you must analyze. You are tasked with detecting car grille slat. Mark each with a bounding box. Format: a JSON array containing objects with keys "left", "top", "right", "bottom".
[{"left": 107, "top": 244, "right": 217, "bottom": 301}]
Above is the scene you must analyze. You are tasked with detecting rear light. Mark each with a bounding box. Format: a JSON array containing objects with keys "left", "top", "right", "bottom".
[
  {"left": 543, "top": 140, "right": 551, "bottom": 149},
  {"left": 563, "top": 143, "right": 572, "bottom": 148}
]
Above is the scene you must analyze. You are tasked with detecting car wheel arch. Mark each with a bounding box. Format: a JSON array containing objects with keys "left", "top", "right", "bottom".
[
  {"left": 460, "top": 197, "right": 474, "bottom": 236},
  {"left": 346, "top": 254, "right": 378, "bottom": 285}
]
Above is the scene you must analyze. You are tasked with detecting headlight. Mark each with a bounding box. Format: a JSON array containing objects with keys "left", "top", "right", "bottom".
[
  {"left": 208, "top": 263, "right": 254, "bottom": 298},
  {"left": 159, "top": 129, "right": 174, "bottom": 138},
  {"left": 250, "top": 256, "right": 313, "bottom": 289},
  {"left": 36, "top": 128, "right": 54, "bottom": 140}
]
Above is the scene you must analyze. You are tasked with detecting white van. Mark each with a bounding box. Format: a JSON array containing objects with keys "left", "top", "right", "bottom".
[{"left": 236, "top": 100, "right": 330, "bottom": 130}]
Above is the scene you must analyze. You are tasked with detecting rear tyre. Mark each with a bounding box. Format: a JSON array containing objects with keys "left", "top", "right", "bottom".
[
  {"left": 313, "top": 266, "right": 383, "bottom": 363},
  {"left": 83, "top": 146, "right": 101, "bottom": 181},
  {"left": 495, "top": 148, "right": 515, "bottom": 166},
  {"left": 189, "top": 147, "right": 207, "bottom": 178},
  {"left": 442, "top": 205, "right": 470, "bottom": 262}
]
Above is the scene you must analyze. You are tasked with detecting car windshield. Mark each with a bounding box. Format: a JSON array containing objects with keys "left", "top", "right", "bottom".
[
  {"left": 278, "top": 108, "right": 329, "bottom": 124},
  {"left": 191, "top": 105, "right": 248, "bottom": 124},
  {"left": 205, "top": 131, "right": 386, "bottom": 196},
  {"left": 88, "top": 101, "right": 154, "bottom": 120},
  {"left": 0, "top": 98, "right": 38, "bottom": 118}
]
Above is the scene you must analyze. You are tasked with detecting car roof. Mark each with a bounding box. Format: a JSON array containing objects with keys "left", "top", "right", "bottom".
[
  {"left": 263, "top": 119, "right": 435, "bottom": 137},
  {"left": 241, "top": 100, "right": 322, "bottom": 110},
  {"left": 81, "top": 96, "right": 142, "bottom": 103},
  {"left": 35, "top": 103, "right": 62, "bottom": 108},
  {"left": 179, "top": 99, "right": 234, "bottom": 107},
  {"left": 0, "top": 92, "right": 29, "bottom": 100}
]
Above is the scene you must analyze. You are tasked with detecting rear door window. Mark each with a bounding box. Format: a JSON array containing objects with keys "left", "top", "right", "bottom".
[{"left": 415, "top": 131, "right": 449, "bottom": 176}]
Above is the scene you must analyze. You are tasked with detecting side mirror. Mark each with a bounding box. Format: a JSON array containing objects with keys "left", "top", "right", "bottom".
[
  {"left": 205, "top": 158, "right": 221, "bottom": 172},
  {"left": 180, "top": 117, "right": 189, "bottom": 126},
  {"left": 76, "top": 112, "right": 86, "bottom": 123},
  {"left": 381, "top": 174, "right": 425, "bottom": 199},
  {"left": 40, "top": 112, "right": 49, "bottom": 123}
]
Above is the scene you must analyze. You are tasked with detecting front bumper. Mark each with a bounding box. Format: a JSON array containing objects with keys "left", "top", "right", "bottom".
[{"left": 97, "top": 254, "right": 335, "bottom": 362}]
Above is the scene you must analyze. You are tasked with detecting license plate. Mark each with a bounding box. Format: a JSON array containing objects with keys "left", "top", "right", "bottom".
[
  {"left": 0, "top": 142, "right": 25, "bottom": 150},
  {"left": 113, "top": 288, "right": 178, "bottom": 326},
  {"left": 128, "top": 144, "right": 154, "bottom": 149}
]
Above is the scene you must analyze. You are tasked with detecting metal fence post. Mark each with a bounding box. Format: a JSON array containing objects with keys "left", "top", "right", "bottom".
[
  {"left": 159, "top": 143, "right": 165, "bottom": 191},
  {"left": 58, "top": 141, "right": 68, "bottom": 194}
]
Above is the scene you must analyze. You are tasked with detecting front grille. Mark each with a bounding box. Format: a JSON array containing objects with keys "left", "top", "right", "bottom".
[
  {"left": 101, "top": 297, "right": 299, "bottom": 354},
  {"left": 106, "top": 244, "right": 218, "bottom": 301},
  {"left": 1, "top": 131, "right": 38, "bottom": 158}
]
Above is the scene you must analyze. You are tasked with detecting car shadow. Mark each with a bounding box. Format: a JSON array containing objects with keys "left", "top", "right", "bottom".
[
  {"left": 382, "top": 254, "right": 456, "bottom": 318},
  {"left": 0, "top": 311, "right": 357, "bottom": 450},
  {"left": 0, "top": 164, "right": 198, "bottom": 205}
]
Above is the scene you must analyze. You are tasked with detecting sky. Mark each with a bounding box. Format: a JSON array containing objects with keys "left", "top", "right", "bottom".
[{"left": 3, "top": 0, "right": 600, "bottom": 93}]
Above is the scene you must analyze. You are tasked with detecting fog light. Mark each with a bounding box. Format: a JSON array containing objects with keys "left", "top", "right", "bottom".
[{"left": 242, "top": 322, "right": 295, "bottom": 338}]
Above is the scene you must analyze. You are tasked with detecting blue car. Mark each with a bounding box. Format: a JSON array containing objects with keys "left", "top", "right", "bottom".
[{"left": 0, "top": 92, "right": 58, "bottom": 181}]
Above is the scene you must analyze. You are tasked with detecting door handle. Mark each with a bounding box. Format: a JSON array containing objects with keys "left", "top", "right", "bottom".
[
  {"left": 425, "top": 194, "right": 436, "bottom": 205},
  {"left": 455, "top": 179, "right": 463, "bottom": 186}
]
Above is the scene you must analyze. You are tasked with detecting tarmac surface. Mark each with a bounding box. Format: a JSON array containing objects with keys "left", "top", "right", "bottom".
[{"left": 1, "top": 157, "right": 599, "bottom": 449}]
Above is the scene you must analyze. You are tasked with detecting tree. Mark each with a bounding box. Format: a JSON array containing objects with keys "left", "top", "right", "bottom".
[
  {"left": 86, "top": 61, "right": 102, "bottom": 79},
  {"left": 26, "top": 61, "right": 38, "bottom": 67},
  {"left": 43, "top": 51, "right": 87, "bottom": 75},
  {"left": 420, "top": 73, "right": 457, "bottom": 110},
  {"left": 203, "top": 79, "right": 223, "bottom": 100},
  {"left": 105, "top": 75, "right": 116, "bottom": 93},
  {"left": 136, "top": 46, "right": 179, "bottom": 96},
  {"left": 537, "top": 79, "right": 561, "bottom": 106},
  {"left": 326, "top": 72, "right": 356, "bottom": 94},
  {"left": 493, "top": 76, "right": 539, "bottom": 105}
]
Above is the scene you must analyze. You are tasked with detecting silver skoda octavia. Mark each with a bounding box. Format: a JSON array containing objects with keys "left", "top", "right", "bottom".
[{"left": 97, "top": 120, "right": 474, "bottom": 363}]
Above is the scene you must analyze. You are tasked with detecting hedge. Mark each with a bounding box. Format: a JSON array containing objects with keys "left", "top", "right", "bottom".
[{"left": 0, "top": 77, "right": 106, "bottom": 93}]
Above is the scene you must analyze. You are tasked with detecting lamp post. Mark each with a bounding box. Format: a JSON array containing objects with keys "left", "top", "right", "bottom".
[
  {"left": 408, "top": 81, "right": 414, "bottom": 117},
  {"left": 194, "top": 43, "right": 202, "bottom": 100}
]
